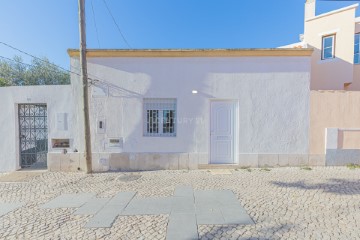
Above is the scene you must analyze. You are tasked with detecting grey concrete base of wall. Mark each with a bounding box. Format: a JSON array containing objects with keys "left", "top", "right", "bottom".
[
  {"left": 326, "top": 149, "right": 360, "bottom": 166},
  {"left": 48, "top": 152, "right": 326, "bottom": 172},
  {"left": 107, "top": 153, "right": 204, "bottom": 172},
  {"left": 47, "top": 153, "right": 85, "bottom": 172}
]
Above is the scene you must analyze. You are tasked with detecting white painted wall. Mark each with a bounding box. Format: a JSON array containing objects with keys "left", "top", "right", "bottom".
[
  {"left": 0, "top": 85, "right": 78, "bottom": 172},
  {"left": 70, "top": 56, "right": 311, "bottom": 160}
]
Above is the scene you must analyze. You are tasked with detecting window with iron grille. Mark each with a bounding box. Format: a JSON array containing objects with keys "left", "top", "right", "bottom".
[{"left": 143, "top": 98, "right": 176, "bottom": 137}]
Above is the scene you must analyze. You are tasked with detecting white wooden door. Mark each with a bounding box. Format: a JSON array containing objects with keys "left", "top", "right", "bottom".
[{"left": 210, "top": 101, "right": 236, "bottom": 164}]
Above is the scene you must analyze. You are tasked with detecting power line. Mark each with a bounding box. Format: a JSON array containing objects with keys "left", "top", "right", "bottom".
[
  {"left": 0, "top": 41, "right": 99, "bottom": 81},
  {"left": 0, "top": 41, "right": 83, "bottom": 78},
  {"left": 0, "top": 54, "right": 104, "bottom": 86},
  {"left": 0, "top": 41, "right": 105, "bottom": 84},
  {"left": 0, "top": 55, "right": 71, "bottom": 79},
  {"left": 0, "top": 41, "right": 71, "bottom": 73},
  {"left": 91, "top": 0, "right": 101, "bottom": 48},
  {"left": 102, "top": 0, "right": 132, "bottom": 48}
]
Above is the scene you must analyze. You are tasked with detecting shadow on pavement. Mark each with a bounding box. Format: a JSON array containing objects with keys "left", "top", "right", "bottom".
[{"left": 271, "top": 178, "right": 360, "bottom": 195}]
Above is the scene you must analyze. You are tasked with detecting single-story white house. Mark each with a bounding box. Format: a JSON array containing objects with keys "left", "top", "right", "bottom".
[
  {"left": 61, "top": 48, "right": 315, "bottom": 171},
  {"left": 0, "top": 49, "right": 314, "bottom": 172},
  {"left": 2, "top": 0, "right": 360, "bottom": 172}
]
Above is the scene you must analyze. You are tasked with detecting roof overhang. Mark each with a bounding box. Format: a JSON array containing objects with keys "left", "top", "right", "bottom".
[{"left": 67, "top": 48, "right": 313, "bottom": 58}]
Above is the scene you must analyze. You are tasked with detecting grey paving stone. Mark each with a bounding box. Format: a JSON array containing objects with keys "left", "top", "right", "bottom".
[
  {"left": 0, "top": 202, "right": 23, "bottom": 217},
  {"left": 40, "top": 193, "right": 95, "bottom": 209},
  {"left": 194, "top": 190, "right": 253, "bottom": 225},
  {"left": 85, "top": 192, "right": 136, "bottom": 228},
  {"left": 212, "top": 190, "right": 240, "bottom": 205},
  {"left": 195, "top": 202, "right": 221, "bottom": 213},
  {"left": 194, "top": 190, "right": 238, "bottom": 205},
  {"left": 73, "top": 197, "right": 110, "bottom": 215},
  {"left": 84, "top": 206, "right": 120, "bottom": 228},
  {"left": 196, "top": 210, "right": 225, "bottom": 225},
  {"left": 171, "top": 197, "right": 195, "bottom": 214},
  {"left": 121, "top": 197, "right": 172, "bottom": 215},
  {"left": 174, "top": 186, "right": 194, "bottom": 198},
  {"left": 167, "top": 213, "right": 198, "bottom": 240},
  {"left": 221, "top": 204, "right": 254, "bottom": 225},
  {"left": 107, "top": 191, "right": 136, "bottom": 207}
]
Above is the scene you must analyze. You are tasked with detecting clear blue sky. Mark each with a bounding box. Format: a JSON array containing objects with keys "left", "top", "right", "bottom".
[{"left": 0, "top": 0, "right": 359, "bottom": 69}]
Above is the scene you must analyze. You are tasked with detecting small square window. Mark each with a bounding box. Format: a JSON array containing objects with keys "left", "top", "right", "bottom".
[
  {"left": 143, "top": 98, "right": 176, "bottom": 137},
  {"left": 355, "top": 33, "right": 360, "bottom": 64},
  {"left": 322, "top": 35, "right": 335, "bottom": 60}
]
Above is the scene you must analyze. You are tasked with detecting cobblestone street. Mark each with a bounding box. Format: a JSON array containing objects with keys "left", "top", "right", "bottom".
[{"left": 0, "top": 167, "right": 360, "bottom": 239}]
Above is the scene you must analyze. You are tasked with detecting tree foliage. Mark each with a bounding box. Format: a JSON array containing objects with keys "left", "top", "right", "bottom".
[{"left": 0, "top": 56, "right": 70, "bottom": 87}]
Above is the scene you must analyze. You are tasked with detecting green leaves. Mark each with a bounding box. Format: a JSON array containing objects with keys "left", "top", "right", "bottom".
[{"left": 0, "top": 56, "right": 70, "bottom": 87}]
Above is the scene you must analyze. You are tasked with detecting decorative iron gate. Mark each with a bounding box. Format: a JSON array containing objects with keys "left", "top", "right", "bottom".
[{"left": 18, "top": 104, "right": 48, "bottom": 168}]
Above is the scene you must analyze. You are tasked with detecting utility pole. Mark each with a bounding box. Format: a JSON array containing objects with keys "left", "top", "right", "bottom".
[{"left": 78, "top": 0, "right": 92, "bottom": 173}]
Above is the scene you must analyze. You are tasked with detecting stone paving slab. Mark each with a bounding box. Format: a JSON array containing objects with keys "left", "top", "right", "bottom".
[
  {"left": 196, "top": 210, "right": 225, "bottom": 225},
  {"left": 195, "top": 190, "right": 239, "bottom": 205},
  {"left": 121, "top": 197, "right": 172, "bottom": 215},
  {"left": 194, "top": 190, "right": 254, "bottom": 225},
  {"left": 107, "top": 191, "right": 136, "bottom": 207},
  {"left": 40, "top": 193, "right": 95, "bottom": 209},
  {"left": 171, "top": 197, "right": 195, "bottom": 214},
  {"left": 85, "top": 206, "right": 120, "bottom": 228},
  {"left": 73, "top": 197, "right": 110, "bottom": 215},
  {"left": 85, "top": 192, "right": 136, "bottom": 228},
  {"left": 174, "top": 186, "right": 194, "bottom": 198},
  {"left": 166, "top": 213, "right": 198, "bottom": 240},
  {"left": 0, "top": 203, "right": 23, "bottom": 217}
]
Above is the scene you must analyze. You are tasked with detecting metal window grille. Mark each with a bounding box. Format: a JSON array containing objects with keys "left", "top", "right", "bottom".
[{"left": 143, "top": 98, "right": 176, "bottom": 137}]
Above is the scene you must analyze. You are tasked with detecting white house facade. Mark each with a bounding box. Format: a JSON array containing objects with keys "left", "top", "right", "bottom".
[
  {"left": 67, "top": 49, "right": 313, "bottom": 171},
  {"left": 1, "top": 0, "right": 360, "bottom": 172}
]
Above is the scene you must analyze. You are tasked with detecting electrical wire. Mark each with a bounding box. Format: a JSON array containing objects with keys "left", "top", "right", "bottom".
[
  {"left": 101, "top": 0, "right": 132, "bottom": 48},
  {"left": 0, "top": 41, "right": 105, "bottom": 84},
  {"left": 0, "top": 41, "right": 83, "bottom": 78},
  {"left": 0, "top": 55, "right": 72, "bottom": 81},
  {"left": 0, "top": 55, "right": 104, "bottom": 87},
  {"left": 91, "top": 0, "right": 101, "bottom": 48}
]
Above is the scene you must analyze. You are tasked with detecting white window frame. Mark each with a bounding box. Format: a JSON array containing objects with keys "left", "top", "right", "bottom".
[
  {"left": 143, "top": 98, "right": 177, "bottom": 137},
  {"left": 355, "top": 33, "right": 360, "bottom": 64},
  {"left": 322, "top": 35, "right": 335, "bottom": 60}
]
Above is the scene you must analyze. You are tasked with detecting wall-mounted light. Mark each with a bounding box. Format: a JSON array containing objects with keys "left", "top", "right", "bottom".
[{"left": 192, "top": 90, "right": 198, "bottom": 94}]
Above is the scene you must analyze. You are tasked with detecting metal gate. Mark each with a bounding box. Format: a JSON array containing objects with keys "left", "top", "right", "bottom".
[{"left": 18, "top": 104, "right": 48, "bottom": 168}]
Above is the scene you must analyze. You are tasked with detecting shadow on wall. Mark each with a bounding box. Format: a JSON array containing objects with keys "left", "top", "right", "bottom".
[
  {"left": 86, "top": 55, "right": 311, "bottom": 170},
  {"left": 307, "top": 42, "right": 356, "bottom": 90},
  {"left": 87, "top": 58, "right": 211, "bottom": 169},
  {"left": 91, "top": 58, "right": 218, "bottom": 144},
  {"left": 91, "top": 78, "right": 143, "bottom": 99},
  {"left": 271, "top": 178, "right": 360, "bottom": 195}
]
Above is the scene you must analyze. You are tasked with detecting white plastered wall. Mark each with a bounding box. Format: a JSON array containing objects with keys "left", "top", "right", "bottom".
[
  {"left": 70, "top": 56, "right": 311, "bottom": 170},
  {"left": 0, "top": 85, "right": 78, "bottom": 172}
]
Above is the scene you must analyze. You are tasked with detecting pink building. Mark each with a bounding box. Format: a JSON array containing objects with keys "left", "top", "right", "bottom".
[{"left": 282, "top": 0, "right": 360, "bottom": 90}]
